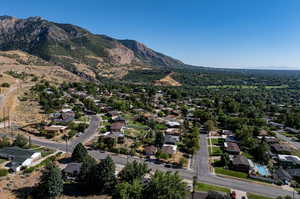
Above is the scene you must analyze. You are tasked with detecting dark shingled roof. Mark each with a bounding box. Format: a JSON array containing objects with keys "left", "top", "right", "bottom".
[
  {"left": 232, "top": 155, "right": 249, "bottom": 167},
  {"left": 276, "top": 167, "right": 292, "bottom": 181},
  {"left": 0, "top": 147, "right": 37, "bottom": 170},
  {"left": 63, "top": 163, "right": 82, "bottom": 174}
]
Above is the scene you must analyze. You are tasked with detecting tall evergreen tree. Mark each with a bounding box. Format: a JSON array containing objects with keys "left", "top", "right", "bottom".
[
  {"left": 72, "top": 143, "right": 88, "bottom": 162},
  {"left": 154, "top": 131, "right": 164, "bottom": 147},
  {"left": 37, "top": 163, "right": 64, "bottom": 199}
]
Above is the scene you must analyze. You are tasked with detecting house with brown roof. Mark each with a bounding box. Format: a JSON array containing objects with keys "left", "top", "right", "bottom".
[
  {"left": 161, "top": 144, "right": 177, "bottom": 155},
  {"left": 44, "top": 125, "right": 68, "bottom": 136},
  {"left": 224, "top": 142, "right": 240, "bottom": 155},
  {"left": 271, "top": 144, "right": 292, "bottom": 154},
  {"left": 110, "top": 122, "right": 125, "bottom": 133},
  {"left": 144, "top": 145, "right": 157, "bottom": 157},
  {"left": 232, "top": 155, "right": 251, "bottom": 173}
]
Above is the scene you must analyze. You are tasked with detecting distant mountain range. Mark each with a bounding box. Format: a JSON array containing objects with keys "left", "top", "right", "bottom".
[{"left": 0, "top": 16, "right": 184, "bottom": 79}]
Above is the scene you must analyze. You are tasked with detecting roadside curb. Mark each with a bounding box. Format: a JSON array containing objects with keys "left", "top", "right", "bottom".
[{"left": 215, "top": 173, "right": 282, "bottom": 189}]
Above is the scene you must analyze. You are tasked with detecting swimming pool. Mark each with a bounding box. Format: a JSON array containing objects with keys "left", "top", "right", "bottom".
[{"left": 255, "top": 164, "right": 270, "bottom": 176}]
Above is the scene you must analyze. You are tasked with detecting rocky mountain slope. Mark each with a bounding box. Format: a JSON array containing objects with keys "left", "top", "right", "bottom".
[{"left": 0, "top": 16, "right": 184, "bottom": 80}]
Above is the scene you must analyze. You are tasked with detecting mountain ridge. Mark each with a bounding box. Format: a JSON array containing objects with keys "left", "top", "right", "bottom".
[{"left": 0, "top": 16, "right": 185, "bottom": 80}]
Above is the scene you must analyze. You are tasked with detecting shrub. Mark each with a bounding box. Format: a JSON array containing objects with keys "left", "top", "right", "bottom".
[
  {"left": 0, "top": 169, "right": 9, "bottom": 177},
  {"left": 1, "top": 82, "right": 10, "bottom": 87}
]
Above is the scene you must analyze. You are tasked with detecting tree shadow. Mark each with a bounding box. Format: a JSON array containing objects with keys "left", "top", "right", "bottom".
[
  {"left": 63, "top": 183, "right": 90, "bottom": 197},
  {"left": 58, "top": 157, "right": 73, "bottom": 164},
  {"left": 12, "top": 186, "right": 34, "bottom": 199}
]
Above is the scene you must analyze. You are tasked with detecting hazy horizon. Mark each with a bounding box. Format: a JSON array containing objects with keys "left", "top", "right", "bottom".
[{"left": 1, "top": 0, "right": 300, "bottom": 70}]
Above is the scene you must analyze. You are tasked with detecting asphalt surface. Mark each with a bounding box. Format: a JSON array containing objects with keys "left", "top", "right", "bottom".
[{"left": 28, "top": 115, "right": 100, "bottom": 152}]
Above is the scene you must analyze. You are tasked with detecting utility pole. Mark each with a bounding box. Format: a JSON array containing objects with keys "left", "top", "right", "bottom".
[
  {"left": 29, "top": 136, "right": 32, "bottom": 148},
  {"left": 65, "top": 137, "right": 69, "bottom": 153},
  {"left": 192, "top": 176, "right": 198, "bottom": 199}
]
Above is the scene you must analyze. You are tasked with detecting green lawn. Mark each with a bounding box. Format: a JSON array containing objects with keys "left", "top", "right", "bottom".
[
  {"left": 247, "top": 193, "right": 274, "bottom": 199},
  {"left": 209, "top": 146, "right": 223, "bottom": 156},
  {"left": 211, "top": 138, "right": 224, "bottom": 145},
  {"left": 0, "top": 158, "right": 7, "bottom": 164},
  {"left": 34, "top": 148, "right": 55, "bottom": 157},
  {"left": 282, "top": 132, "right": 296, "bottom": 138},
  {"left": 215, "top": 167, "right": 248, "bottom": 179},
  {"left": 196, "top": 182, "right": 230, "bottom": 193}
]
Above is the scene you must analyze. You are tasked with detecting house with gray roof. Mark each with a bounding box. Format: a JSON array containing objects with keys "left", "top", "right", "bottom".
[{"left": 0, "top": 147, "right": 41, "bottom": 172}]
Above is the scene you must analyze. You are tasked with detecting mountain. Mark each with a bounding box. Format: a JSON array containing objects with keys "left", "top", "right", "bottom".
[{"left": 0, "top": 16, "right": 184, "bottom": 79}]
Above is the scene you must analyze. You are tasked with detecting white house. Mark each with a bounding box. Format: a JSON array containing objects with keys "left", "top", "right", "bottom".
[{"left": 0, "top": 147, "right": 42, "bottom": 172}]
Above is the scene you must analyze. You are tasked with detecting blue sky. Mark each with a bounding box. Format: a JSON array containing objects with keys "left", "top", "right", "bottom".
[{"left": 1, "top": 0, "right": 300, "bottom": 69}]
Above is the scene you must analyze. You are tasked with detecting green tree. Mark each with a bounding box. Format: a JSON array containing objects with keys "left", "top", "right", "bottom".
[
  {"left": 118, "top": 160, "right": 150, "bottom": 183},
  {"left": 96, "top": 156, "right": 117, "bottom": 194},
  {"left": 221, "top": 153, "right": 230, "bottom": 168},
  {"left": 143, "top": 171, "right": 187, "bottom": 199},
  {"left": 204, "top": 120, "right": 215, "bottom": 132},
  {"left": 154, "top": 131, "right": 164, "bottom": 147},
  {"left": 13, "top": 134, "right": 28, "bottom": 148},
  {"left": 79, "top": 155, "right": 97, "bottom": 182},
  {"left": 37, "top": 163, "right": 63, "bottom": 199},
  {"left": 83, "top": 156, "right": 117, "bottom": 194},
  {"left": 113, "top": 179, "right": 143, "bottom": 199},
  {"left": 0, "top": 136, "right": 10, "bottom": 148},
  {"left": 72, "top": 143, "right": 88, "bottom": 162}
]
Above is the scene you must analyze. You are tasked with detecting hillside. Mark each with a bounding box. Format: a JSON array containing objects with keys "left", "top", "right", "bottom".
[{"left": 0, "top": 16, "right": 184, "bottom": 80}]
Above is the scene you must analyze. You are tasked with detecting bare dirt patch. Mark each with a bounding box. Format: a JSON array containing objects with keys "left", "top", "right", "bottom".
[{"left": 154, "top": 72, "right": 181, "bottom": 86}]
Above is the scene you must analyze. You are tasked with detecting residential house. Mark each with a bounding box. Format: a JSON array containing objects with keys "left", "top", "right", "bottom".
[
  {"left": 275, "top": 167, "right": 292, "bottom": 184},
  {"left": 165, "top": 128, "right": 181, "bottom": 136},
  {"left": 222, "top": 130, "right": 234, "bottom": 136},
  {"left": 231, "top": 155, "right": 251, "bottom": 173},
  {"left": 110, "top": 122, "right": 125, "bottom": 133},
  {"left": 161, "top": 144, "right": 177, "bottom": 155},
  {"left": 224, "top": 142, "right": 240, "bottom": 155},
  {"left": 0, "top": 147, "right": 41, "bottom": 172},
  {"left": 113, "top": 116, "right": 127, "bottom": 125},
  {"left": 264, "top": 137, "right": 279, "bottom": 144},
  {"left": 278, "top": 155, "right": 300, "bottom": 169},
  {"left": 271, "top": 144, "right": 292, "bottom": 154},
  {"left": 285, "top": 127, "right": 300, "bottom": 134},
  {"left": 52, "top": 110, "right": 75, "bottom": 124},
  {"left": 164, "top": 134, "right": 180, "bottom": 145},
  {"left": 144, "top": 145, "right": 157, "bottom": 157},
  {"left": 225, "top": 135, "right": 238, "bottom": 143},
  {"left": 287, "top": 169, "right": 300, "bottom": 182},
  {"left": 166, "top": 121, "right": 181, "bottom": 128},
  {"left": 63, "top": 163, "right": 82, "bottom": 180},
  {"left": 44, "top": 125, "right": 68, "bottom": 136},
  {"left": 103, "top": 131, "right": 125, "bottom": 143},
  {"left": 268, "top": 122, "right": 284, "bottom": 129},
  {"left": 107, "top": 111, "right": 119, "bottom": 120},
  {"left": 257, "top": 129, "right": 268, "bottom": 136}
]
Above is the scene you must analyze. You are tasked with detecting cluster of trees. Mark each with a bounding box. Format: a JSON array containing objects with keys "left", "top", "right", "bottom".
[
  {"left": 181, "top": 126, "right": 200, "bottom": 154},
  {"left": 67, "top": 143, "right": 188, "bottom": 199},
  {"left": 0, "top": 134, "right": 28, "bottom": 149}
]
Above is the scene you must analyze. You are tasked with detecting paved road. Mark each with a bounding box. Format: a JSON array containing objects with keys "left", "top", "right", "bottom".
[
  {"left": 195, "top": 133, "right": 299, "bottom": 198},
  {"left": 1, "top": 115, "right": 101, "bottom": 152}
]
